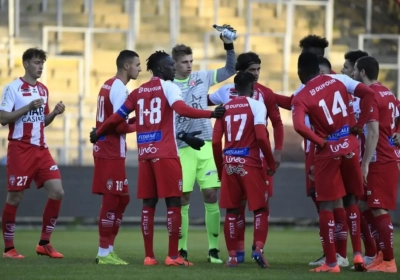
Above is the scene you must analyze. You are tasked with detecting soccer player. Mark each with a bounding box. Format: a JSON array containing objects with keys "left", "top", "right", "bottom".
[
  {"left": 292, "top": 52, "right": 375, "bottom": 272},
  {"left": 208, "top": 51, "right": 284, "bottom": 262},
  {"left": 212, "top": 71, "right": 276, "bottom": 268},
  {"left": 90, "top": 51, "right": 226, "bottom": 266},
  {"left": 171, "top": 29, "right": 236, "bottom": 263},
  {"left": 92, "top": 50, "right": 141, "bottom": 265},
  {"left": 353, "top": 56, "right": 399, "bottom": 273},
  {"left": 1, "top": 48, "right": 66, "bottom": 258}
]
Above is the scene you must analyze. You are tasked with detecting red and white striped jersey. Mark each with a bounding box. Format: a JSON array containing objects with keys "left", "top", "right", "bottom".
[
  {"left": 0, "top": 78, "right": 50, "bottom": 148},
  {"left": 93, "top": 77, "right": 129, "bottom": 159}
]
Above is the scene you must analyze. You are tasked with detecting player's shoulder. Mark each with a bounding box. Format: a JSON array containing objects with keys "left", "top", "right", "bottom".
[
  {"left": 161, "top": 79, "right": 180, "bottom": 92},
  {"left": 219, "top": 83, "right": 234, "bottom": 90},
  {"left": 36, "top": 81, "right": 49, "bottom": 91},
  {"left": 6, "top": 78, "right": 24, "bottom": 91},
  {"left": 255, "top": 82, "right": 273, "bottom": 93},
  {"left": 247, "top": 96, "right": 266, "bottom": 110},
  {"left": 325, "top": 73, "right": 355, "bottom": 85}
]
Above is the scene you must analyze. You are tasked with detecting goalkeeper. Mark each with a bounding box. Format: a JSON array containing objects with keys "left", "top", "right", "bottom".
[{"left": 172, "top": 25, "right": 236, "bottom": 264}]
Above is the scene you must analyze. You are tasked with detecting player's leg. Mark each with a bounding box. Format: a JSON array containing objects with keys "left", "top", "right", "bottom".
[
  {"left": 137, "top": 160, "right": 159, "bottom": 265},
  {"left": 332, "top": 199, "right": 349, "bottom": 267},
  {"left": 109, "top": 194, "right": 130, "bottom": 262},
  {"left": 155, "top": 158, "right": 192, "bottom": 266},
  {"left": 236, "top": 200, "right": 247, "bottom": 262},
  {"left": 196, "top": 142, "right": 222, "bottom": 263},
  {"left": 357, "top": 198, "right": 377, "bottom": 267},
  {"left": 178, "top": 146, "right": 197, "bottom": 260},
  {"left": 366, "top": 162, "right": 398, "bottom": 273}
]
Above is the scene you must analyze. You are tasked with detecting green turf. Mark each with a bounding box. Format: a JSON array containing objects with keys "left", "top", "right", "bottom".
[{"left": 0, "top": 228, "right": 398, "bottom": 280}]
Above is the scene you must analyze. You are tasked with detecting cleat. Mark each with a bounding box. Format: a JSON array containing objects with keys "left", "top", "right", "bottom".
[
  {"left": 144, "top": 256, "right": 159, "bottom": 266},
  {"left": 309, "top": 254, "right": 326, "bottom": 266},
  {"left": 36, "top": 244, "right": 63, "bottom": 258},
  {"left": 351, "top": 255, "right": 375, "bottom": 270},
  {"left": 179, "top": 249, "right": 188, "bottom": 261},
  {"left": 225, "top": 257, "right": 238, "bottom": 267},
  {"left": 110, "top": 251, "right": 128, "bottom": 264},
  {"left": 310, "top": 263, "right": 340, "bottom": 273},
  {"left": 208, "top": 248, "right": 223, "bottom": 264},
  {"left": 252, "top": 247, "right": 269, "bottom": 268},
  {"left": 367, "top": 259, "right": 397, "bottom": 273},
  {"left": 165, "top": 256, "right": 193, "bottom": 266},
  {"left": 236, "top": 251, "right": 245, "bottom": 263},
  {"left": 3, "top": 248, "right": 25, "bottom": 259},
  {"left": 96, "top": 254, "right": 122, "bottom": 265},
  {"left": 366, "top": 251, "right": 383, "bottom": 270},
  {"left": 353, "top": 254, "right": 367, "bottom": 272},
  {"left": 336, "top": 253, "right": 349, "bottom": 267}
]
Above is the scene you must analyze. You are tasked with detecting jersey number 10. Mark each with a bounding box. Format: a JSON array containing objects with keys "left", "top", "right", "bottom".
[
  {"left": 137, "top": 98, "right": 161, "bottom": 125},
  {"left": 318, "top": 91, "right": 348, "bottom": 125}
]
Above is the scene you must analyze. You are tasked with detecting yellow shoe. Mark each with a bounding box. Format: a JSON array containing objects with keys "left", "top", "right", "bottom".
[
  {"left": 110, "top": 251, "right": 129, "bottom": 265},
  {"left": 96, "top": 254, "right": 122, "bottom": 265}
]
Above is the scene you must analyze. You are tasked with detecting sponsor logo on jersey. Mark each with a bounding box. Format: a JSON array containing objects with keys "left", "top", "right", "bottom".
[
  {"left": 225, "top": 156, "right": 246, "bottom": 164},
  {"left": 137, "top": 130, "right": 162, "bottom": 144},
  {"left": 225, "top": 103, "right": 249, "bottom": 110},
  {"left": 388, "top": 136, "right": 396, "bottom": 147},
  {"left": 138, "top": 86, "right": 161, "bottom": 94},
  {"left": 22, "top": 107, "right": 45, "bottom": 123},
  {"left": 223, "top": 147, "right": 250, "bottom": 156},
  {"left": 326, "top": 125, "right": 349, "bottom": 141},
  {"left": 138, "top": 144, "right": 158, "bottom": 156},
  {"left": 330, "top": 138, "right": 350, "bottom": 153}
]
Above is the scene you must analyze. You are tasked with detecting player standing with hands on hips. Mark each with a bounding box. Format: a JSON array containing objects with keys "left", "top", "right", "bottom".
[
  {"left": 1, "top": 48, "right": 66, "bottom": 258},
  {"left": 172, "top": 24, "right": 237, "bottom": 264}
]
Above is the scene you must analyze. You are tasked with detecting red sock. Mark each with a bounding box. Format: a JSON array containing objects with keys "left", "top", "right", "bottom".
[
  {"left": 265, "top": 204, "right": 270, "bottom": 243},
  {"left": 40, "top": 198, "right": 62, "bottom": 241},
  {"left": 109, "top": 195, "right": 130, "bottom": 247},
  {"left": 236, "top": 203, "right": 246, "bottom": 252},
  {"left": 253, "top": 209, "right": 268, "bottom": 249},
  {"left": 333, "top": 208, "right": 348, "bottom": 258},
  {"left": 373, "top": 213, "right": 394, "bottom": 260},
  {"left": 319, "top": 210, "right": 336, "bottom": 264},
  {"left": 363, "top": 209, "right": 380, "bottom": 253},
  {"left": 166, "top": 207, "right": 181, "bottom": 258},
  {"left": 2, "top": 203, "right": 18, "bottom": 249},
  {"left": 224, "top": 213, "right": 237, "bottom": 257},
  {"left": 360, "top": 213, "right": 376, "bottom": 257},
  {"left": 345, "top": 204, "right": 362, "bottom": 254},
  {"left": 141, "top": 206, "right": 155, "bottom": 258},
  {"left": 98, "top": 195, "right": 120, "bottom": 249}
]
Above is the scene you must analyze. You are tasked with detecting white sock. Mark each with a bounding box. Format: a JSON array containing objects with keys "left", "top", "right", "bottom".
[
  {"left": 109, "top": 245, "right": 114, "bottom": 253},
  {"left": 98, "top": 247, "right": 109, "bottom": 257}
]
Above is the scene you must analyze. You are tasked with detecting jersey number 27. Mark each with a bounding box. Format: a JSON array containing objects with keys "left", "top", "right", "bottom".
[{"left": 318, "top": 91, "right": 348, "bottom": 125}]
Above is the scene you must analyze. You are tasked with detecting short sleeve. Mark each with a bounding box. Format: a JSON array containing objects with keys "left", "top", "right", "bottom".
[
  {"left": 162, "top": 81, "right": 183, "bottom": 106},
  {"left": 293, "top": 84, "right": 305, "bottom": 96},
  {"left": 0, "top": 86, "right": 16, "bottom": 112},
  {"left": 249, "top": 98, "right": 267, "bottom": 126},
  {"left": 327, "top": 74, "right": 360, "bottom": 94},
  {"left": 110, "top": 80, "right": 128, "bottom": 112},
  {"left": 368, "top": 99, "right": 379, "bottom": 122},
  {"left": 208, "top": 84, "right": 232, "bottom": 105}
]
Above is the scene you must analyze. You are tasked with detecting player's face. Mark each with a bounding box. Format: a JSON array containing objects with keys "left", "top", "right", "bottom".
[
  {"left": 245, "top": 64, "right": 260, "bottom": 81},
  {"left": 341, "top": 59, "right": 354, "bottom": 77},
  {"left": 24, "top": 57, "right": 44, "bottom": 80},
  {"left": 302, "top": 47, "right": 324, "bottom": 57},
  {"left": 174, "top": 54, "right": 193, "bottom": 77},
  {"left": 162, "top": 56, "right": 176, "bottom": 81},
  {"left": 127, "top": 56, "right": 141, "bottom": 80},
  {"left": 319, "top": 64, "right": 330, "bottom": 74}
]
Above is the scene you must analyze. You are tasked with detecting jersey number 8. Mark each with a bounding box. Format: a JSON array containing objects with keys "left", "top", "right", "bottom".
[{"left": 137, "top": 97, "right": 162, "bottom": 125}]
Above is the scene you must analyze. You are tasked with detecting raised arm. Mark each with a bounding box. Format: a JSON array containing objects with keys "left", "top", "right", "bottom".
[{"left": 214, "top": 40, "right": 236, "bottom": 84}]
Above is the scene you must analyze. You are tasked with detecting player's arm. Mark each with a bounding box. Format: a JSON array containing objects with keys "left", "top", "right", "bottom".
[
  {"left": 207, "top": 84, "right": 230, "bottom": 105},
  {"left": 264, "top": 89, "right": 284, "bottom": 151},
  {"left": 362, "top": 118, "right": 379, "bottom": 168},
  {"left": 212, "top": 118, "right": 224, "bottom": 180},
  {"left": 109, "top": 82, "right": 136, "bottom": 135},
  {"left": 44, "top": 101, "right": 65, "bottom": 127},
  {"left": 292, "top": 99, "right": 326, "bottom": 147},
  {"left": 274, "top": 93, "right": 293, "bottom": 111},
  {"left": 210, "top": 36, "right": 236, "bottom": 86}
]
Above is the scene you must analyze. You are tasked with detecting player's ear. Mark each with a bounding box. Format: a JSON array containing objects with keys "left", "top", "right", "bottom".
[{"left": 22, "top": 60, "right": 29, "bottom": 69}]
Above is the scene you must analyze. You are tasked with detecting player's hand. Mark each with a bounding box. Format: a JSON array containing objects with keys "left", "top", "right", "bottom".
[
  {"left": 350, "top": 126, "right": 363, "bottom": 136},
  {"left": 219, "top": 24, "right": 236, "bottom": 44},
  {"left": 308, "top": 187, "right": 316, "bottom": 198},
  {"left": 361, "top": 163, "right": 369, "bottom": 185},
  {"left": 267, "top": 168, "right": 275, "bottom": 176},
  {"left": 273, "top": 150, "right": 281, "bottom": 169},
  {"left": 90, "top": 127, "right": 99, "bottom": 144},
  {"left": 211, "top": 105, "right": 226, "bottom": 118},
  {"left": 28, "top": 99, "right": 44, "bottom": 110},
  {"left": 318, "top": 138, "right": 327, "bottom": 148},
  {"left": 308, "top": 165, "right": 315, "bottom": 181},
  {"left": 53, "top": 101, "right": 65, "bottom": 115},
  {"left": 392, "top": 132, "right": 400, "bottom": 147},
  {"left": 177, "top": 130, "right": 205, "bottom": 150}
]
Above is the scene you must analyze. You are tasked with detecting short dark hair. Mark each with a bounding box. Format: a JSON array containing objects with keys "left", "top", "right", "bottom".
[
  {"left": 299, "top": 35, "right": 329, "bottom": 50},
  {"left": 171, "top": 44, "right": 192, "bottom": 61},
  {"left": 235, "top": 52, "right": 261, "bottom": 71},
  {"left": 298, "top": 52, "right": 320, "bottom": 75},
  {"left": 116, "top": 50, "right": 139, "bottom": 69},
  {"left": 234, "top": 71, "right": 255, "bottom": 92},
  {"left": 355, "top": 56, "right": 379, "bottom": 80},
  {"left": 344, "top": 50, "right": 369, "bottom": 66},
  {"left": 318, "top": 56, "right": 332, "bottom": 70},
  {"left": 22, "top": 48, "right": 47, "bottom": 61},
  {"left": 146, "top": 50, "right": 169, "bottom": 72}
]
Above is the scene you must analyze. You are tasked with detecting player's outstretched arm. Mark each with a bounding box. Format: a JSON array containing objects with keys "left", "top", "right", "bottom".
[
  {"left": 0, "top": 98, "right": 43, "bottom": 125},
  {"left": 171, "top": 100, "right": 225, "bottom": 119},
  {"left": 207, "top": 84, "right": 231, "bottom": 106},
  {"left": 274, "top": 93, "right": 293, "bottom": 111},
  {"left": 212, "top": 118, "right": 224, "bottom": 180},
  {"left": 254, "top": 125, "right": 276, "bottom": 174},
  {"left": 213, "top": 34, "right": 236, "bottom": 84},
  {"left": 115, "top": 121, "right": 136, "bottom": 134}
]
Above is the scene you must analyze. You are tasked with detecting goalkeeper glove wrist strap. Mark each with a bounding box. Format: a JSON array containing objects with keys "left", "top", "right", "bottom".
[{"left": 224, "top": 43, "right": 234, "bottom": 50}]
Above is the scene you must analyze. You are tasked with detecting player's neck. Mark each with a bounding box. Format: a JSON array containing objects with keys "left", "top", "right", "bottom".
[
  {"left": 363, "top": 79, "right": 377, "bottom": 87},
  {"left": 174, "top": 72, "right": 189, "bottom": 81},
  {"left": 302, "top": 74, "right": 318, "bottom": 84},
  {"left": 21, "top": 74, "right": 37, "bottom": 86},
  {"left": 115, "top": 72, "right": 129, "bottom": 85}
]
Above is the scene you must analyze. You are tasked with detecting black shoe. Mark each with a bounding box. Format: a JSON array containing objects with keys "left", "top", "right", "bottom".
[
  {"left": 208, "top": 248, "right": 223, "bottom": 264},
  {"left": 179, "top": 248, "right": 188, "bottom": 261}
]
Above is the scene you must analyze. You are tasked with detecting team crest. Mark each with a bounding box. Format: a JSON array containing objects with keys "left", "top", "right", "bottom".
[
  {"left": 6, "top": 223, "right": 15, "bottom": 232},
  {"left": 50, "top": 218, "right": 57, "bottom": 226},
  {"left": 106, "top": 212, "right": 115, "bottom": 221},
  {"left": 38, "top": 86, "right": 46, "bottom": 96},
  {"left": 178, "top": 179, "right": 183, "bottom": 191},
  {"left": 9, "top": 175, "right": 15, "bottom": 186},
  {"left": 124, "top": 179, "right": 128, "bottom": 186},
  {"left": 106, "top": 179, "right": 113, "bottom": 190},
  {"left": 189, "top": 80, "right": 196, "bottom": 87}
]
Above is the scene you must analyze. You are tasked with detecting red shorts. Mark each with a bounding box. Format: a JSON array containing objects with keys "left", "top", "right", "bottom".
[
  {"left": 137, "top": 158, "right": 183, "bottom": 199},
  {"left": 220, "top": 164, "right": 268, "bottom": 211},
  {"left": 314, "top": 149, "right": 363, "bottom": 201},
  {"left": 262, "top": 157, "right": 273, "bottom": 197},
  {"left": 305, "top": 152, "right": 315, "bottom": 196},
  {"left": 7, "top": 141, "right": 61, "bottom": 191},
  {"left": 366, "top": 162, "right": 399, "bottom": 211},
  {"left": 92, "top": 157, "right": 128, "bottom": 195}
]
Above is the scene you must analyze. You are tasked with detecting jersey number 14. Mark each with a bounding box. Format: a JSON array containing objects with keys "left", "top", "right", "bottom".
[{"left": 318, "top": 91, "right": 348, "bottom": 125}]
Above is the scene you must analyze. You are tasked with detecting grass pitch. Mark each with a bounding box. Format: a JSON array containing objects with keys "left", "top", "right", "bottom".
[{"left": 0, "top": 228, "right": 398, "bottom": 280}]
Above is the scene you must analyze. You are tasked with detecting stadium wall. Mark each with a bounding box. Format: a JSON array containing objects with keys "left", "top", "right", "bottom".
[{"left": 0, "top": 166, "right": 399, "bottom": 226}]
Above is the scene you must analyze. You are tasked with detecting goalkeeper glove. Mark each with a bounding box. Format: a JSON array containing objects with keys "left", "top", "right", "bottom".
[{"left": 177, "top": 130, "right": 205, "bottom": 151}]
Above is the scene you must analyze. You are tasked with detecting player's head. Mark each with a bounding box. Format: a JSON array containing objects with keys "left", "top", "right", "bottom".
[
  {"left": 341, "top": 50, "right": 369, "bottom": 77},
  {"left": 297, "top": 52, "right": 320, "bottom": 84},
  {"left": 22, "top": 48, "right": 47, "bottom": 80},
  {"left": 235, "top": 52, "right": 261, "bottom": 82},
  {"left": 299, "top": 35, "right": 329, "bottom": 57},
  {"left": 234, "top": 71, "right": 256, "bottom": 97},
  {"left": 116, "top": 50, "right": 141, "bottom": 80},
  {"left": 318, "top": 56, "right": 332, "bottom": 74},
  {"left": 172, "top": 44, "right": 193, "bottom": 79},
  {"left": 146, "top": 51, "right": 176, "bottom": 81},
  {"left": 353, "top": 56, "right": 379, "bottom": 83}
]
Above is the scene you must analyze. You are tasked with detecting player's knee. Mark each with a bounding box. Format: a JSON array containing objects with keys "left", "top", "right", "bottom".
[
  {"left": 358, "top": 200, "right": 368, "bottom": 212},
  {"left": 333, "top": 199, "right": 343, "bottom": 209},
  {"left": 6, "top": 191, "right": 23, "bottom": 206},
  {"left": 371, "top": 208, "right": 388, "bottom": 217},
  {"left": 143, "top": 198, "right": 158, "bottom": 208},
  {"left": 44, "top": 179, "right": 64, "bottom": 200},
  {"left": 202, "top": 188, "right": 217, "bottom": 204},
  {"left": 226, "top": 208, "right": 239, "bottom": 215},
  {"left": 253, "top": 207, "right": 267, "bottom": 215},
  {"left": 342, "top": 194, "right": 356, "bottom": 207},
  {"left": 319, "top": 201, "right": 335, "bottom": 211},
  {"left": 181, "top": 192, "right": 191, "bottom": 205},
  {"left": 166, "top": 197, "right": 181, "bottom": 208},
  {"left": 120, "top": 194, "right": 130, "bottom": 208}
]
